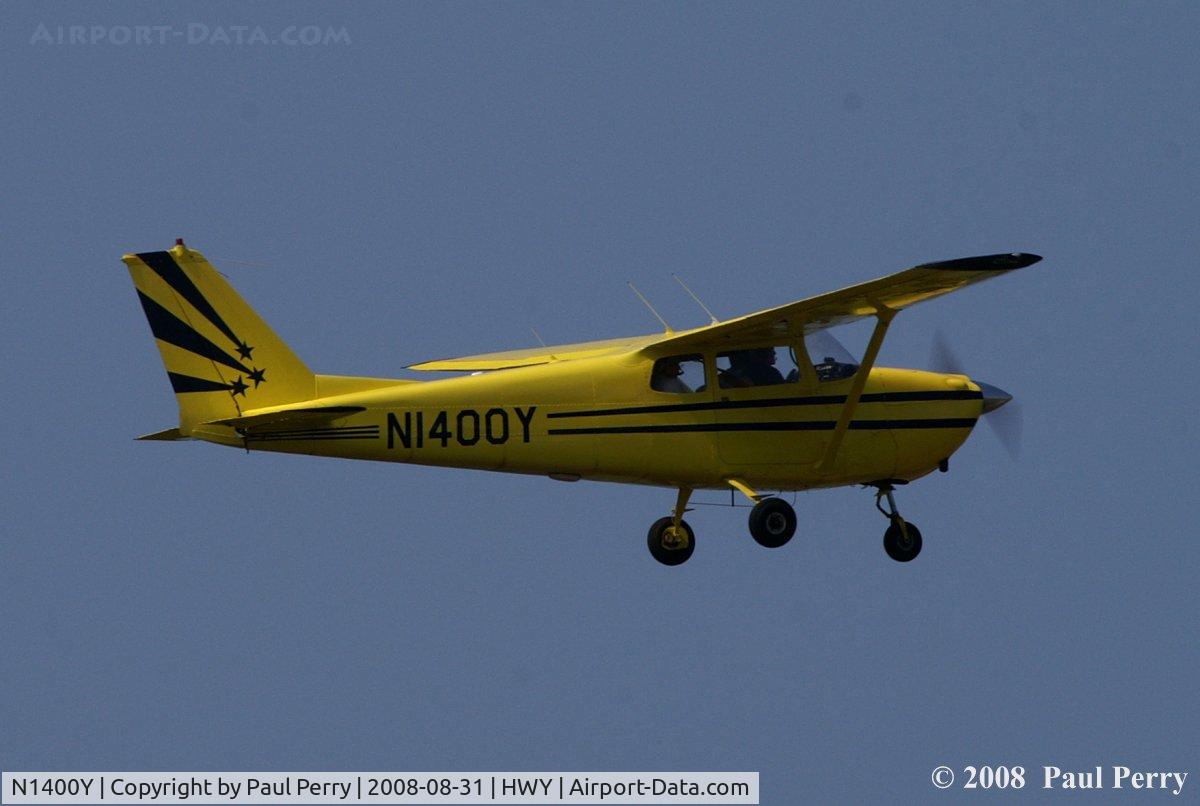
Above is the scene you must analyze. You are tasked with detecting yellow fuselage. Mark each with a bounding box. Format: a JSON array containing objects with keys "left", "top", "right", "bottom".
[{"left": 198, "top": 357, "right": 982, "bottom": 492}]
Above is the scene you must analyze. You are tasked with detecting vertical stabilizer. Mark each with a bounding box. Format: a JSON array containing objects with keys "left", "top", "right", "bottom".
[{"left": 123, "top": 243, "right": 316, "bottom": 434}]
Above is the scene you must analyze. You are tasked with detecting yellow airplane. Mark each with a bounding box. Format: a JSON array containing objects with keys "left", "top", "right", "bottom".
[{"left": 124, "top": 241, "right": 1039, "bottom": 565}]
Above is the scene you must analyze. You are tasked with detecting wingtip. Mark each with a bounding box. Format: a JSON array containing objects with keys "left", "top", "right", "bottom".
[{"left": 922, "top": 252, "right": 1043, "bottom": 272}]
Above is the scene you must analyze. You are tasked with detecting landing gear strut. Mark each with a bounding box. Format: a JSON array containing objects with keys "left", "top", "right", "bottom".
[
  {"left": 647, "top": 487, "right": 695, "bottom": 566},
  {"left": 873, "top": 483, "right": 922, "bottom": 562}
]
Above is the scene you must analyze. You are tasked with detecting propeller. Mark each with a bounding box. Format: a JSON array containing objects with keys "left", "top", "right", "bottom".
[
  {"left": 931, "top": 329, "right": 1022, "bottom": 460},
  {"left": 931, "top": 329, "right": 965, "bottom": 376}
]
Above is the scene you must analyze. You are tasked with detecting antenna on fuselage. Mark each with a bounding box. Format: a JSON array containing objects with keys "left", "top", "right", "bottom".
[
  {"left": 671, "top": 273, "right": 719, "bottom": 324},
  {"left": 530, "top": 327, "right": 557, "bottom": 360},
  {"left": 627, "top": 282, "right": 674, "bottom": 334}
]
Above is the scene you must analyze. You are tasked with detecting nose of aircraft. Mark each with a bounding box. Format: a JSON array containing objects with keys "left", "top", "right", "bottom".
[{"left": 977, "top": 381, "right": 1013, "bottom": 414}]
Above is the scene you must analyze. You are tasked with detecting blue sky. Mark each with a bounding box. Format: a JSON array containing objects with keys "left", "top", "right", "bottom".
[{"left": 2, "top": 2, "right": 1197, "bottom": 802}]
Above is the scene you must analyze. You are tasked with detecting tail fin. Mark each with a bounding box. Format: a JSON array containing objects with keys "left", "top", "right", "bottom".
[{"left": 123, "top": 242, "right": 316, "bottom": 435}]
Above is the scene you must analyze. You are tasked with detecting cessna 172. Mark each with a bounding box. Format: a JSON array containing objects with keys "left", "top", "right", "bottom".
[{"left": 125, "top": 242, "right": 1039, "bottom": 565}]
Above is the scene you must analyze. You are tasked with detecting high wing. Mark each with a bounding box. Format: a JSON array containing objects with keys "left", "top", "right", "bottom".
[
  {"left": 407, "top": 334, "right": 663, "bottom": 372},
  {"left": 640, "top": 252, "right": 1041, "bottom": 355},
  {"left": 407, "top": 252, "right": 1040, "bottom": 371}
]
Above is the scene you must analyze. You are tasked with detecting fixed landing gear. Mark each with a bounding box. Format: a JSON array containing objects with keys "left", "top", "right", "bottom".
[
  {"left": 647, "top": 486, "right": 801, "bottom": 564},
  {"left": 884, "top": 520, "right": 922, "bottom": 562},
  {"left": 647, "top": 517, "right": 695, "bottom": 565},
  {"left": 644, "top": 482, "right": 925, "bottom": 564},
  {"left": 874, "top": 483, "right": 922, "bottom": 562},
  {"left": 647, "top": 487, "right": 695, "bottom": 566},
  {"left": 748, "top": 497, "right": 796, "bottom": 548}
]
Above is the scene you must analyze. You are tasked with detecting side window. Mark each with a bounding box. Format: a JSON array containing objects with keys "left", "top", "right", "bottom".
[
  {"left": 717, "top": 346, "right": 801, "bottom": 389},
  {"left": 650, "top": 354, "right": 705, "bottom": 394}
]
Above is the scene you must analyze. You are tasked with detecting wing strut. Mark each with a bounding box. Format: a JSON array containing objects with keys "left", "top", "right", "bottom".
[{"left": 816, "top": 306, "right": 897, "bottom": 473}]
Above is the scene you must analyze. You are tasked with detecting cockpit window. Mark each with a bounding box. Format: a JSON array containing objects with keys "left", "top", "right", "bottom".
[
  {"left": 806, "top": 330, "right": 860, "bottom": 382},
  {"left": 717, "top": 345, "right": 800, "bottom": 388},
  {"left": 650, "top": 354, "right": 705, "bottom": 394}
]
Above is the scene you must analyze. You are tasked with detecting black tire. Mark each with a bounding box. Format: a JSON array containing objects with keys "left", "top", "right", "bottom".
[
  {"left": 748, "top": 497, "right": 797, "bottom": 548},
  {"left": 646, "top": 516, "right": 695, "bottom": 566},
  {"left": 883, "top": 519, "right": 922, "bottom": 562}
]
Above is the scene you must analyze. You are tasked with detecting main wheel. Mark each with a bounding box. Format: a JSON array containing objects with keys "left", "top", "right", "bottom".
[
  {"left": 748, "top": 497, "right": 797, "bottom": 548},
  {"left": 883, "top": 519, "right": 922, "bottom": 562},
  {"left": 647, "top": 517, "right": 695, "bottom": 566}
]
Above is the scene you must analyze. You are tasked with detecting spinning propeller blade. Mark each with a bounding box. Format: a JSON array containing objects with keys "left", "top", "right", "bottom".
[
  {"left": 930, "top": 329, "right": 1022, "bottom": 460},
  {"left": 985, "top": 398, "right": 1023, "bottom": 461},
  {"left": 930, "top": 328, "right": 965, "bottom": 376}
]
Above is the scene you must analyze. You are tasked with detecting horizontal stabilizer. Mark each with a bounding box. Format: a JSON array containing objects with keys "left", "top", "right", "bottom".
[
  {"left": 136, "top": 427, "right": 187, "bottom": 441},
  {"left": 207, "top": 406, "right": 366, "bottom": 432}
]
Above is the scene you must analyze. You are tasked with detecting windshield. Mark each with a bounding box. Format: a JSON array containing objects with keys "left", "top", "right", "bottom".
[{"left": 805, "top": 330, "right": 859, "bottom": 382}]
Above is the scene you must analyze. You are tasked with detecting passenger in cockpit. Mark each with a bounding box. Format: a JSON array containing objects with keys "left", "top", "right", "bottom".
[{"left": 651, "top": 358, "right": 693, "bottom": 393}]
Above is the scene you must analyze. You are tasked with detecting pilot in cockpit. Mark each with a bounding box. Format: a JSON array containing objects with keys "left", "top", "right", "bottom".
[{"left": 723, "top": 347, "right": 784, "bottom": 387}]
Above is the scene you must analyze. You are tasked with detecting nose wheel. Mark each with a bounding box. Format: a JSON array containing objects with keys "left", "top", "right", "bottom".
[{"left": 874, "top": 483, "right": 922, "bottom": 562}]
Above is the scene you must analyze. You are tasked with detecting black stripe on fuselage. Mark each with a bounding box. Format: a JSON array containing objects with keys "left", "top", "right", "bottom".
[
  {"left": 546, "top": 390, "right": 982, "bottom": 419},
  {"left": 136, "top": 251, "right": 244, "bottom": 349},
  {"left": 138, "top": 291, "right": 251, "bottom": 374},
  {"left": 547, "top": 417, "right": 977, "bottom": 436}
]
